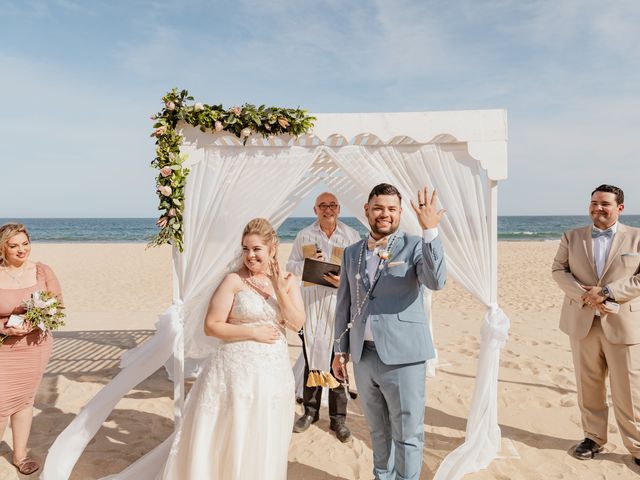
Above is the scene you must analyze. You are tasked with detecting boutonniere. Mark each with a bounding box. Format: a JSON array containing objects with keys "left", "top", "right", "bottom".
[
  {"left": 377, "top": 249, "right": 392, "bottom": 270},
  {"left": 378, "top": 249, "right": 391, "bottom": 260}
]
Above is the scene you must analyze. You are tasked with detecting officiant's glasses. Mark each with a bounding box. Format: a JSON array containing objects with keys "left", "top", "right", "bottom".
[{"left": 317, "top": 203, "right": 339, "bottom": 210}]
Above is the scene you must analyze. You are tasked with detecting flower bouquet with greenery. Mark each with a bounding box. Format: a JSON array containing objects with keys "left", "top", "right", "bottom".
[{"left": 0, "top": 290, "right": 65, "bottom": 345}]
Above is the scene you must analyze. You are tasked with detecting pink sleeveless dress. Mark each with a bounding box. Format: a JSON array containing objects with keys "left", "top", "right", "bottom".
[{"left": 0, "top": 263, "right": 61, "bottom": 417}]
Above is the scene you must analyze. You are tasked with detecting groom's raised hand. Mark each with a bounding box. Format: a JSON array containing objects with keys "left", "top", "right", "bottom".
[{"left": 410, "top": 186, "right": 446, "bottom": 230}]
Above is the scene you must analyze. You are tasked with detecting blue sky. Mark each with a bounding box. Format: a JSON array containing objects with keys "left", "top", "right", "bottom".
[{"left": 1, "top": 0, "right": 638, "bottom": 217}]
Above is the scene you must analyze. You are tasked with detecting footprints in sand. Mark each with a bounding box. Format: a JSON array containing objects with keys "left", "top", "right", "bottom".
[{"left": 559, "top": 395, "right": 576, "bottom": 407}]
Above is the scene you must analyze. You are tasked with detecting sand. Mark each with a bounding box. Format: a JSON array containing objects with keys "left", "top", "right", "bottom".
[{"left": 1, "top": 241, "right": 639, "bottom": 479}]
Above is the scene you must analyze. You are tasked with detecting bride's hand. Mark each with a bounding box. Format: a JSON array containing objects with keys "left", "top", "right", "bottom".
[
  {"left": 266, "top": 258, "right": 288, "bottom": 294},
  {"left": 252, "top": 324, "right": 280, "bottom": 344}
]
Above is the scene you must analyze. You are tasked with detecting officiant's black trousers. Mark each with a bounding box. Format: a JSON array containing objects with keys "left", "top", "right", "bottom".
[{"left": 300, "top": 333, "right": 347, "bottom": 424}]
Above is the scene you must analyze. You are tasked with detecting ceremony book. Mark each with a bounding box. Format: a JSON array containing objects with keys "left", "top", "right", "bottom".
[{"left": 302, "top": 258, "right": 341, "bottom": 288}]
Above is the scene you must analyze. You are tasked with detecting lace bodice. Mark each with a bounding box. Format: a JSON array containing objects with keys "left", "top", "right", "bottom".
[{"left": 228, "top": 289, "right": 282, "bottom": 328}]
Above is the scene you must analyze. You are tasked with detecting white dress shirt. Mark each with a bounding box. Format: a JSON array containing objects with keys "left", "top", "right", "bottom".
[
  {"left": 592, "top": 222, "right": 617, "bottom": 316},
  {"left": 363, "top": 228, "right": 439, "bottom": 342},
  {"left": 593, "top": 223, "right": 617, "bottom": 279},
  {"left": 286, "top": 220, "right": 360, "bottom": 276}
]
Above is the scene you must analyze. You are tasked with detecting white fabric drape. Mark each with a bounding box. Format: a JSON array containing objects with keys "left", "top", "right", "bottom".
[
  {"left": 177, "top": 146, "right": 320, "bottom": 364},
  {"left": 41, "top": 306, "right": 183, "bottom": 479},
  {"left": 325, "top": 145, "right": 510, "bottom": 479},
  {"left": 41, "top": 146, "right": 319, "bottom": 480},
  {"left": 42, "top": 141, "right": 508, "bottom": 480}
]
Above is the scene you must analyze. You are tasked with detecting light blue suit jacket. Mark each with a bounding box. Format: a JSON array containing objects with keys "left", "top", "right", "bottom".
[{"left": 334, "top": 231, "right": 447, "bottom": 365}]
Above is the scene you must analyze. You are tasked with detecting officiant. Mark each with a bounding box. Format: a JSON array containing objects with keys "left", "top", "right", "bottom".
[{"left": 286, "top": 192, "right": 361, "bottom": 442}]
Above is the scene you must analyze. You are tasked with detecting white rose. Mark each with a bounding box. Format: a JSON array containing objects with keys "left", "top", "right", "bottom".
[
  {"left": 214, "top": 121, "right": 224, "bottom": 132},
  {"left": 194, "top": 102, "right": 204, "bottom": 111},
  {"left": 158, "top": 185, "right": 172, "bottom": 196},
  {"left": 240, "top": 127, "right": 252, "bottom": 138},
  {"left": 165, "top": 101, "right": 176, "bottom": 111},
  {"left": 47, "top": 308, "right": 58, "bottom": 315}
]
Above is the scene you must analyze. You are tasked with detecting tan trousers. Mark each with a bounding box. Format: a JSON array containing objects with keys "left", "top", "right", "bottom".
[{"left": 570, "top": 317, "right": 640, "bottom": 456}]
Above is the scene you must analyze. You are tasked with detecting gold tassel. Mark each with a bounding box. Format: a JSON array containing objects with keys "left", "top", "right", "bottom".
[
  {"left": 306, "top": 371, "right": 319, "bottom": 387},
  {"left": 306, "top": 370, "right": 340, "bottom": 389},
  {"left": 323, "top": 371, "right": 341, "bottom": 389}
]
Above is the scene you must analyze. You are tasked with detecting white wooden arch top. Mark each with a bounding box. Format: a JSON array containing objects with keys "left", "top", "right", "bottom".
[{"left": 178, "top": 109, "right": 508, "bottom": 180}]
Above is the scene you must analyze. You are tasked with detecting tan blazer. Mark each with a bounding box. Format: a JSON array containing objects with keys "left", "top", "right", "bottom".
[{"left": 552, "top": 223, "right": 640, "bottom": 344}]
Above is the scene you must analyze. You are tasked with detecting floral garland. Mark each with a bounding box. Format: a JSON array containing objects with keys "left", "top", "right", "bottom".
[{"left": 149, "top": 88, "right": 316, "bottom": 251}]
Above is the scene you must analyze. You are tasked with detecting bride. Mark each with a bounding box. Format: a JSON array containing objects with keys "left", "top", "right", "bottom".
[{"left": 107, "top": 218, "right": 304, "bottom": 479}]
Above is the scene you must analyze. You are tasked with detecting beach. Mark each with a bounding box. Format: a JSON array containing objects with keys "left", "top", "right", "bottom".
[{"left": 1, "top": 241, "right": 639, "bottom": 479}]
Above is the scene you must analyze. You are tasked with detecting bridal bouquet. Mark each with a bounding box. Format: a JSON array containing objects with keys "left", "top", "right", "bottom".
[{"left": 0, "top": 290, "right": 65, "bottom": 345}]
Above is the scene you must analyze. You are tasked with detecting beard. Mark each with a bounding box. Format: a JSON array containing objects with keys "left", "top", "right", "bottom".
[{"left": 369, "top": 219, "right": 399, "bottom": 237}]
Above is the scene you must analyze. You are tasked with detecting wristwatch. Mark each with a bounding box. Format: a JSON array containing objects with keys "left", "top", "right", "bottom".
[{"left": 602, "top": 285, "right": 613, "bottom": 299}]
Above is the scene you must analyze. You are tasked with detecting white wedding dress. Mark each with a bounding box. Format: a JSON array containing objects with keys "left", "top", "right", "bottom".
[{"left": 105, "top": 288, "right": 295, "bottom": 480}]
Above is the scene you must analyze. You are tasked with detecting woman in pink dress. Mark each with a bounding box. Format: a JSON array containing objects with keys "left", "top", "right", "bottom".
[{"left": 0, "top": 223, "right": 62, "bottom": 476}]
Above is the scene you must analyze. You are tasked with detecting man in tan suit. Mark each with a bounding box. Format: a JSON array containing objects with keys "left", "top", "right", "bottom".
[{"left": 552, "top": 184, "right": 640, "bottom": 463}]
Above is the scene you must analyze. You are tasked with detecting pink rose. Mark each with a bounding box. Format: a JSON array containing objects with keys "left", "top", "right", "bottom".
[
  {"left": 165, "top": 101, "right": 176, "bottom": 111},
  {"left": 156, "top": 217, "right": 168, "bottom": 228},
  {"left": 231, "top": 106, "right": 242, "bottom": 116},
  {"left": 214, "top": 121, "right": 224, "bottom": 132},
  {"left": 160, "top": 166, "right": 173, "bottom": 177},
  {"left": 168, "top": 208, "right": 177, "bottom": 217},
  {"left": 158, "top": 185, "right": 172, "bottom": 196},
  {"left": 278, "top": 117, "right": 290, "bottom": 128},
  {"left": 154, "top": 126, "right": 167, "bottom": 137}
]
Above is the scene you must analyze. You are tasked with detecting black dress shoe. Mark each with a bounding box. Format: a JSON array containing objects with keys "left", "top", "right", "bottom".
[
  {"left": 573, "top": 438, "right": 603, "bottom": 460},
  {"left": 293, "top": 414, "right": 318, "bottom": 433},
  {"left": 330, "top": 422, "right": 352, "bottom": 443}
]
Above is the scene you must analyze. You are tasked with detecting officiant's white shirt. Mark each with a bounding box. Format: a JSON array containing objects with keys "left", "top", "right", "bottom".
[
  {"left": 286, "top": 220, "right": 361, "bottom": 276},
  {"left": 363, "top": 228, "right": 438, "bottom": 342},
  {"left": 287, "top": 220, "right": 361, "bottom": 372}
]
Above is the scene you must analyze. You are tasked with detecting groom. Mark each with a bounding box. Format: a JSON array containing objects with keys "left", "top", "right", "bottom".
[{"left": 332, "top": 183, "right": 446, "bottom": 479}]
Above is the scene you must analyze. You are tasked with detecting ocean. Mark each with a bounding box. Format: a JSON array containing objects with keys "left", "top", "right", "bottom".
[{"left": 1, "top": 216, "right": 639, "bottom": 243}]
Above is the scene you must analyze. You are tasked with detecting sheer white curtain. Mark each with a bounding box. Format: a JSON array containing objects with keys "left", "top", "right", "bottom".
[
  {"left": 41, "top": 145, "right": 320, "bottom": 480},
  {"left": 325, "top": 144, "right": 510, "bottom": 479}
]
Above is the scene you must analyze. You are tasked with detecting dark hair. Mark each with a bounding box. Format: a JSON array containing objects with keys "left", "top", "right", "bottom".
[
  {"left": 592, "top": 184, "right": 624, "bottom": 205},
  {"left": 367, "top": 183, "right": 402, "bottom": 202}
]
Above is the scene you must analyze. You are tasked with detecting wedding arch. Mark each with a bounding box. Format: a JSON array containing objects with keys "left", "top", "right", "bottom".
[{"left": 42, "top": 96, "right": 510, "bottom": 480}]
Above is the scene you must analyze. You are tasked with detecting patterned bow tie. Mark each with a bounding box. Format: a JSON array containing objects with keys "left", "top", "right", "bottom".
[
  {"left": 592, "top": 228, "right": 613, "bottom": 239},
  {"left": 367, "top": 235, "right": 389, "bottom": 251}
]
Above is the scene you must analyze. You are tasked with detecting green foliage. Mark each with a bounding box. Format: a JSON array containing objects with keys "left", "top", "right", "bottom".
[
  {"left": 149, "top": 88, "right": 316, "bottom": 252},
  {"left": 0, "top": 291, "right": 66, "bottom": 346}
]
